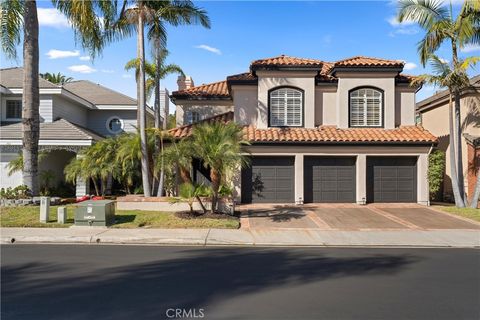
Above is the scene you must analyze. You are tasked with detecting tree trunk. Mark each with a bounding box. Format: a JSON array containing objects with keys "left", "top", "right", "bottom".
[
  {"left": 154, "top": 44, "right": 164, "bottom": 197},
  {"left": 22, "top": 1, "right": 40, "bottom": 196},
  {"left": 92, "top": 178, "right": 100, "bottom": 196},
  {"left": 137, "top": 5, "right": 151, "bottom": 197},
  {"left": 469, "top": 171, "right": 480, "bottom": 208},
  {"left": 454, "top": 90, "right": 466, "bottom": 203},
  {"left": 210, "top": 168, "right": 221, "bottom": 213},
  {"left": 448, "top": 93, "right": 465, "bottom": 207}
]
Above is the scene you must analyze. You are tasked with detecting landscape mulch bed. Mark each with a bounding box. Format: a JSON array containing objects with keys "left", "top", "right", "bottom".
[{"left": 175, "top": 211, "right": 238, "bottom": 220}]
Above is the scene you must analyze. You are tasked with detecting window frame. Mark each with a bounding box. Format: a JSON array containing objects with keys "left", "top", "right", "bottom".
[
  {"left": 4, "top": 99, "right": 22, "bottom": 121},
  {"left": 186, "top": 110, "right": 201, "bottom": 125},
  {"left": 105, "top": 116, "right": 124, "bottom": 134},
  {"left": 348, "top": 86, "right": 384, "bottom": 128},
  {"left": 268, "top": 86, "right": 304, "bottom": 128}
]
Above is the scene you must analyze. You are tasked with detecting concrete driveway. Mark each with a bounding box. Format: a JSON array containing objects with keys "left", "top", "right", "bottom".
[{"left": 239, "top": 204, "right": 480, "bottom": 231}]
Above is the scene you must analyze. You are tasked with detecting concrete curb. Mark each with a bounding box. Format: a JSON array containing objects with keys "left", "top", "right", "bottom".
[{"left": 1, "top": 227, "right": 479, "bottom": 248}]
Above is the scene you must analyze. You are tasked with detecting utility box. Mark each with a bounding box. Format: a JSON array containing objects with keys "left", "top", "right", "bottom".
[
  {"left": 57, "top": 207, "right": 67, "bottom": 224},
  {"left": 40, "top": 197, "right": 50, "bottom": 223},
  {"left": 74, "top": 200, "right": 115, "bottom": 226}
]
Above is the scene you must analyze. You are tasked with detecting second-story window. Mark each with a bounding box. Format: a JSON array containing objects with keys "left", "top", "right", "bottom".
[
  {"left": 186, "top": 110, "right": 201, "bottom": 124},
  {"left": 6, "top": 100, "right": 22, "bottom": 120},
  {"left": 269, "top": 87, "right": 303, "bottom": 127},
  {"left": 349, "top": 88, "right": 383, "bottom": 127}
]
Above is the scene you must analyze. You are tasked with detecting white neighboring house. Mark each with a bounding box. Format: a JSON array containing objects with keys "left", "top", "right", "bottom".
[{"left": 0, "top": 67, "right": 155, "bottom": 196}]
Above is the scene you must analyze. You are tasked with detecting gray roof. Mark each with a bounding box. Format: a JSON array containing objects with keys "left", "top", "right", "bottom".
[
  {"left": 0, "top": 119, "right": 103, "bottom": 141},
  {"left": 0, "top": 67, "right": 59, "bottom": 89},
  {"left": 417, "top": 75, "right": 480, "bottom": 110},
  {"left": 63, "top": 80, "right": 137, "bottom": 105}
]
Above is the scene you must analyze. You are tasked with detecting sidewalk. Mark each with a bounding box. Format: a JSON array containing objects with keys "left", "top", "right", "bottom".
[{"left": 1, "top": 227, "right": 479, "bottom": 248}]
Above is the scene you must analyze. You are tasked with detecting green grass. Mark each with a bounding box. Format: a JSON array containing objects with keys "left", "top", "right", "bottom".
[
  {"left": 434, "top": 205, "right": 480, "bottom": 222},
  {"left": 0, "top": 205, "right": 239, "bottom": 229}
]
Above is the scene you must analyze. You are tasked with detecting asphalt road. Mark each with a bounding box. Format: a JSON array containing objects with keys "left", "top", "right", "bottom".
[{"left": 1, "top": 245, "right": 479, "bottom": 320}]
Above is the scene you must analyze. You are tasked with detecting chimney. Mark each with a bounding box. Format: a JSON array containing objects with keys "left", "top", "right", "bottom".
[{"left": 177, "top": 75, "right": 194, "bottom": 91}]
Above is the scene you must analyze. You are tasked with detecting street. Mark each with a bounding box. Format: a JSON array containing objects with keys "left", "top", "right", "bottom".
[{"left": 1, "top": 245, "right": 479, "bottom": 320}]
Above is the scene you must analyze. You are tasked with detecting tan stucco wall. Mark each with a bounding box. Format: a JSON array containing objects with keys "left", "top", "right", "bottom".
[
  {"left": 232, "top": 85, "right": 258, "bottom": 126},
  {"left": 335, "top": 72, "right": 398, "bottom": 129},
  {"left": 420, "top": 94, "right": 480, "bottom": 197},
  {"left": 175, "top": 100, "right": 233, "bottom": 126},
  {"left": 256, "top": 70, "right": 317, "bottom": 128},
  {"left": 396, "top": 86, "right": 417, "bottom": 126},
  {"left": 315, "top": 86, "right": 337, "bottom": 126}
]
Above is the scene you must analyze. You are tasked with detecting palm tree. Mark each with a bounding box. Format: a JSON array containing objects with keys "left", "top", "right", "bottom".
[
  {"left": 120, "top": 0, "right": 210, "bottom": 197},
  {"left": 412, "top": 54, "right": 479, "bottom": 207},
  {"left": 7, "top": 151, "right": 50, "bottom": 177},
  {"left": 1, "top": 0, "right": 40, "bottom": 195},
  {"left": 398, "top": 0, "right": 480, "bottom": 206},
  {"left": 2, "top": 0, "right": 126, "bottom": 195},
  {"left": 40, "top": 72, "right": 73, "bottom": 85},
  {"left": 191, "top": 122, "right": 250, "bottom": 213}
]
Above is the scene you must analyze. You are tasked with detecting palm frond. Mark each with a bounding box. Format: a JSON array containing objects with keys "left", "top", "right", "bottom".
[
  {"left": 397, "top": 0, "right": 448, "bottom": 29},
  {"left": 0, "top": 0, "right": 23, "bottom": 59}
]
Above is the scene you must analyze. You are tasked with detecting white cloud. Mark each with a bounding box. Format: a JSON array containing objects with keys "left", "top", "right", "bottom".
[
  {"left": 79, "top": 55, "right": 90, "bottom": 61},
  {"left": 387, "top": 16, "right": 415, "bottom": 27},
  {"left": 122, "top": 74, "right": 132, "bottom": 78},
  {"left": 101, "top": 69, "right": 114, "bottom": 73},
  {"left": 46, "top": 49, "right": 80, "bottom": 59},
  {"left": 395, "top": 28, "right": 418, "bottom": 35},
  {"left": 194, "top": 44, "right": 221, "bottom": 55},
  {"left": 68, "top": 65, "right": 97, "bottom": 74},
  {"left": 461, "top": 44, "right": 480, "bottom": 53},
  {"left": 439, "top": 57, "right": 449, "bottom": 64},
  {"left": 404, "top": 62, "right": 417, "bottom": 70},
  {"left": 37, "top": 8, "right": 69, "bottom": 28}
]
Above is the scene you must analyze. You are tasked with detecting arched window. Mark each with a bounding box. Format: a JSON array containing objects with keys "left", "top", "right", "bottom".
[
  {"left": 349, "top": 88, "right": 383, "bottom": 127},
  {"left": 269, "top": 87, "right": 303, "bottom": 127}
]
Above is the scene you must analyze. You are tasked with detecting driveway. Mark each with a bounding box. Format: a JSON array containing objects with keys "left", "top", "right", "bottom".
[{"left": 239, "top": 204, "right": 480, "bottom": 231}]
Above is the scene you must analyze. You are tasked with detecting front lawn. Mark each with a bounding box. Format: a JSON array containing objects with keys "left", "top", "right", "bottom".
[
  {"left": 433, "top": 205, "right": 480, "bottom": 223},
  {"left": 0, "top": 205, "right": 239, "bottom": 229}
]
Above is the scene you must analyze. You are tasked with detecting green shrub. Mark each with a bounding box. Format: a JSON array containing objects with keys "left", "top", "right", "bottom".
[{"left": 428, "top": 149, "right": 445, "bottom": 200}]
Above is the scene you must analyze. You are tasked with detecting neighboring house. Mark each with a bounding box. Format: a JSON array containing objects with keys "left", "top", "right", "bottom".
[
  {"left": 170, "top": 55, "right": 437, "bottom": 205},
  {"left": 417, "top": 75, "right": 480, "bottom": 203},
  {"left": 0, "top": 67, "right": 155, "bottom": 196}
]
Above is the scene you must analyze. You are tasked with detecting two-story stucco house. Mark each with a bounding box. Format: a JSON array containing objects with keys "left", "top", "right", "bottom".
[
  {"left": 0, "top": 67, "right": 154, "bottom": 196},
  {"left": 170, "top": 55, "right": 437, "bottom": 205},
  {"left": 417, "top": 75, "right": 479, "bottom": 204}
]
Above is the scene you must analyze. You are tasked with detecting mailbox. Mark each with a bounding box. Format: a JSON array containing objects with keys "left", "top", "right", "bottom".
[{"left": 74, "top": 200, "right": 115, "bottom": 226}]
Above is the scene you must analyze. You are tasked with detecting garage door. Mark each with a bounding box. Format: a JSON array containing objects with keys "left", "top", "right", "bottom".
[
  {"left": 367, "top": 157, "right": 417, "bottom": 203},
  {"left": 304, "top": 157, "right": 356, "bottom": 203},
  {"left": 241, "top": 157, "right": 294, "bottom": 203}
]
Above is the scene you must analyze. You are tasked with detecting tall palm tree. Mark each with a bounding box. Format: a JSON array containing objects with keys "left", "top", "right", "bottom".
[
  {"left": 120, "top": 0, "right": 210, "bottom": 197},
  {"left": 398, "top": 0, "right": 480, "bottom": 206},
  {"left": 1, "top": 0, "right": 40, "bottom": 195},
  {"left": 40, "top": 72, "right": 73, "bottom": 85},
  {"left": 125, "top": 50, "right": 184, "bottom": 196},
  {"left": 412, "top": 54, "right": 479, "bottom": 207},
  {"left": 191, "top": 122, "right": 250, "bottom": 213}
]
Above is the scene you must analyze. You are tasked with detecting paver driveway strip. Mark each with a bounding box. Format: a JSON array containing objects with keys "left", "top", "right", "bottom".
[
  {"left": 378, "top": 208, "right": 480, "bottom": 230},
  {"left": 313, "top": 208, "right": 406, "bottom": 230},
  {"left": 244, "top": 206, "right": 319, "bottom": 229}
]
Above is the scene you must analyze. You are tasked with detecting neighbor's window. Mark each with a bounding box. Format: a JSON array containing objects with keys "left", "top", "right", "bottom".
[
  {"left": 349, "top": 88, "right": 383, "bottom": 127},
  {"left": 269, "top": 87, "right": 303, "bottom": 127},
  {"left": 6, "top": 100, "right": 22, "bottom": 119},
  {"left": 106, "top": 116, "right": 123, "bottom": 134},
  {"left": 186, "top": 111, "right": 201, "bottom": 124}
]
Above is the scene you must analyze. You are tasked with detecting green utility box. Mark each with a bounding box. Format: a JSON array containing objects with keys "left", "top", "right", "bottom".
[{"left": 74, "top": 200, "right": 115, "bottom": 226}]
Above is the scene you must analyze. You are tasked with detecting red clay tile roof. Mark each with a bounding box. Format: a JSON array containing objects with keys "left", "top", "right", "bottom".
[
  {"left": 244, "top": 125, "right": 436, "bottom": 143},
  {"left": 251, "top": 55, "right": 325, "bottom": 68},
  {"left": 168, "top": 112, "right": 234, "bottom": 138},
  {"left": 171, "top": 80, "right": 230, "bottom": 99},
  {"left": 226, "top": 72, "right": 257, "bottom": 81},
  {"left": 334, "top": 56, "right": 404, "bottom": 68},
  {"left": 168, "top": 112, "right": 437, "bottom": 144},
  {"left": 396, "top": 73, "right": 420, "bottom": 83}
]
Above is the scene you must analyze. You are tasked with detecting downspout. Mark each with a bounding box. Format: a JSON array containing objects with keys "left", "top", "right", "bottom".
[{"left": 426, "top": 143, "right": 434, "bottom": 207}]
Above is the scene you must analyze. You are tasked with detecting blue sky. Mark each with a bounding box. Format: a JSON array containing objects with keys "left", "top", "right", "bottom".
[{"left": 1, "top": 0, "right": 479, "bottom": 109}]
